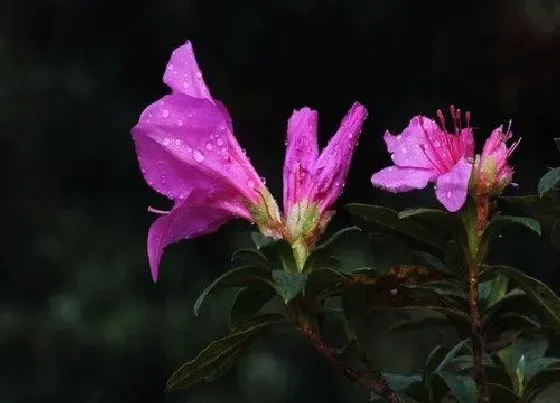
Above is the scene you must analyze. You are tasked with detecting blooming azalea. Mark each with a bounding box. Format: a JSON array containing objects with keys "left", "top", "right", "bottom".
[
  {"left": 132, "top": 40, "right": 367, "bottom": 280},
  {"left": 283, "top": 103, "right": 367, "bottom": 267},
  {"left": 370, "top": 107, "right": 474, "bottom": 212}
]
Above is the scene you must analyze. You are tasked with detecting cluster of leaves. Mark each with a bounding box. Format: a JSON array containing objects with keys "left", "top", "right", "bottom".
[{"left": 165, "top": 139, "right": 560, "bottom": 403}]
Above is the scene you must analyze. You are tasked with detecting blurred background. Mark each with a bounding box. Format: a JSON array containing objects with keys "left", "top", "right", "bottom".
[{"left": 2, "top": 0, "right": 560, "bottom": 402}]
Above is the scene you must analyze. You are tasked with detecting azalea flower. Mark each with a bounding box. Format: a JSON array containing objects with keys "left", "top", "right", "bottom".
[
  {"left": 370, "top": 107, "right": 474, "bottom": 212},
  {"left": 283, "top": 103, "right": 367, "bottom": 267},
  {"left": 471, "top": 121, "right": 520, "bottom": 197},
  {"left": 131, "top": 41, "right": 367, "bottom": 280}
]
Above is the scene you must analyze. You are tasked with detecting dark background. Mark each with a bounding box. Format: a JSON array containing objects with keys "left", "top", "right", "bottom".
[{"left": 2, "top": 0, "right": 560, "bottom": 402}]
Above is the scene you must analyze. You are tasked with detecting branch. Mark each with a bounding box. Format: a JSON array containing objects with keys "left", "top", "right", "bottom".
[
  {"left": 468, "top": 264, "right": 490, "bottom": 402},
  {"left": 297, "top": 318, "right": 402, "bottom": 402}
]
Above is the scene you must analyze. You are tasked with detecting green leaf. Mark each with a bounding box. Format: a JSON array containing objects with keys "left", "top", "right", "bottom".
[
  {"left": 272, "top": 270, "right": 308, "bottom": 303},
  {"left": 481, "top": 216, "right": 541, "bottom": 256},
  {"left": 486, "top": 265, "right": 560, "bottom": 333},
  {"left": 479, "top": 274, "right": 510, "bottom": 310},
  {"left": 424, "top": 345, "right": 447, "bottom": 379},
  {"left": 538, "top": 167, "right": 560, "bottom": 197},
  {"left": 193, "top": 266, "right": 274, "bottom": 316},
  {"left": 250, "top": 231, "right": 276, "bottom": 249},
  {"left": 259, "top": 238, "right": 298, "bottom": 272},
  {"left": 390, "top": 315, "right": 455, "bottom": 333},
  {"left": 165, "top": 314, "right": 287, "bottom": 391},
  {"left": 524, "top": 369, "right": 560, "bottom": 402},
  {"left": 398, "top": 207, "right": 468, "bottom": 247},
  {"left": 487, "top": 382, "right": 520, "bottom": 402},
  {"left": 345, "top": 203, "right": 446, "bottom": 250},
  {"left": 436, "top": 371, "right": 477, "bottom": 403},
  {"left": 376, "top": 373, "right": 426, "bottom": 401},
  {"left": 304, "top": 267, "right": 349, "bottom": 301},
  {"left": 302, "top": 227, "right": 361, "bottom": 273},
  {"left": 231, "top": 248, "right": 269, "bottom": 267},
  {"left": 550, "top": 219, "right": 560, "bottom": 251},
  {"left": 555, "top": 138, "right": 560, "bottom": 153},
  {"left": 229, "top": 287, "right": 276, "bottom": 328},
  {"left": 435, "top": 339, "right": 471, "bottom": 373}
]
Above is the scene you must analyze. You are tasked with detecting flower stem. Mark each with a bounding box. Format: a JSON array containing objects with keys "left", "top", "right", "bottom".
[
  {"left": 461, "top": 198, "right": 490, "bottom": 402},
  {"left": 297, "top": 317, "right": 401, "bottom": 402}
]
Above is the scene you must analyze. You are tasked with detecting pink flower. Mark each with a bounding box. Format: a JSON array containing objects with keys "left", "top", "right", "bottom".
[
  {"left": 472, "top": 121, "right": 519, "bottom": 196},
  {"left": 132, "top": 41, "right": 282, "bottom": 281},
  {"left": 370, "top": 107, "right": 475, "bottom": 212},
  {"left": 283, "top": 103, "right": 368, "bottom": 266},
  {"left": 132, "top": 41, "right": 368, "bottom": 279}
]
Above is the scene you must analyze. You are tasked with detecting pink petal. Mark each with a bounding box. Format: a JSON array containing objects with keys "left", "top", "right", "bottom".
[
  {"left": 307, "top": 102, "right": 368, "bottom": 211},
  {"left": 147, "top": 196, "right": 237, "bottom": 281},
  {"left": 482, "top": 126, "right": 508, "bottom": 160},
  {"left": 132, "top": 94, "right": 264, "bottom": 203},
  {"left": 384, "top": 116, "right": 443, "bottom": 170},
  {"left": 460, "top": 127, "right": 475, "bottom": 159},
  {"left": 434, "top": 158, "right": 473, "bottom": 212},
  {"left": 283, "top": 107, "right": 319, "bottom": 214},
  {"left": 163, "top": 41, "right": 212, "bottom": 100},
  {"left": 370, "top": 166, "right": 438, "bottom": 192}
]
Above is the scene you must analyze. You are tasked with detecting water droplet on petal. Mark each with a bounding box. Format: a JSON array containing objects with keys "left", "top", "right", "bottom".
[
  {"left": 388, "top": 166, "right": 393, "bottom": 172},
  {"left": 182, "top": 81, "right": 190, "bottom": 89},
  {"left": 390, "top": 154, "right": 396, "bottom": 161},
  {"left": 168, "top": 63, "right": 174, "bottom": 71},
  {"left": 260, "top": 176, "right": 266, "bottom": 185},
  {"left": 216, "top": 138, "right": 224, "bottom": 146},
  {"left": 446, "top": 191, "right": 452, "bottom": 199},
  {"left": 193, "top": 150, "right": 205, "bottom": 163},
  {"left": 248, "top": 180, "right": 256, "bottom": 189},
  {"left": 177, "top": 119, "right": 184, "bottom": 126},
  {"left": 174, "top": 139, "right": 182, "bottom": 146},
  {"left": 162, "top": 109, "right": 170, "bottom": 118},
  {"left": 242, "top": 148, "right": 247, "bottom": 155},
  {"left": 162, "top": 137, "right": 171, "bottom": 146},
  {"left": 205, "top": 142, "right": 213, "bottom": 151},
  {"left": 195, "top": 71, "right": 203, "bottom": 79},
  {"left": 401, "top": 146, "right": 407, "bottom": 154}
]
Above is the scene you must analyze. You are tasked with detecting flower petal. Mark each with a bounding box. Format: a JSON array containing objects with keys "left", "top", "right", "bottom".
[
  {"left": 435, "top": 158, "right": 473, "bottom": 212},
  {"left": 283, "top": 107, "right": 319, "bottom": 215},
  {"left": 384, "top": 116, "right": 443, "bottom": 170},
  {"left": 163, "top": 41, "right": 212, "bottom": 100},
  {"left": 371, "top": 166, "right": 437, "bottom": 192},
  {"left": 482, "top": 126, "right": 508, "bottom": 159},
  {"left": 147, "top": 196, "right": 238, "bottom": 282},
  {"left": 307, "top": 102, "right": 368, "bottom": 211},
  {"left": 132, "top": 94, "right": 264, "bottom": 203}
]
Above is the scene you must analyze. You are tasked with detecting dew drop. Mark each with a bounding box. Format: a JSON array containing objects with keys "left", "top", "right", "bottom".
[
  {"left": 162, "top": 137, "right": 171, "bottom": 146},
  {"left": 260, "top": 176, "right": 267, "bottom": 185},
  {"left": 390, "top": 154, "right": 396, "bottom": 161},
  {"left": 388, "top": 166, "right": 393, "bottom": 172},
  {"left": 193, "top": 150, "right": 205, "bottom": 163},
  {"left": 446, "top": 191, "right": 452, "bottom": 199},
  {"left": 162, "top": 109, "right": 170, "bottom": 118},
  {"left": 248, "top": 180, "right": 256, "bottom": 188},
  {"left": 205, "top": 142, "right": 213, "bottom": 151},
  {"left": 177, "top": 119, "right": 183, "bottom": 126},
  {"left": 168, "top": 63, "right": 174, "bottom": 71},
  {"left": 216, "top": 138, "right": 224, "bottom": 146},
  {"left": 174, "top": 139, "right": 182, "bottom": 146},
  {"left": 182, "top": 81, "right": 190, "bottom": 89},
  {"left": 401, "top": 146, "right": 407, "bottom": 154},
  {"left": 195, "top": 71, "right": 203, "bottom": 79},
  {"left": 242, "top": 148, "right": 247, "bottom": 155}
]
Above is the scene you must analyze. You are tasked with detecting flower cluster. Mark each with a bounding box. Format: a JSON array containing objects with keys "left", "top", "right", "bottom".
[
  {"left": 131, "top": 41, "right": 518, "bottom": 280},
  {"left": 131, "top": 41, "right": 367, "bottom": 280}
]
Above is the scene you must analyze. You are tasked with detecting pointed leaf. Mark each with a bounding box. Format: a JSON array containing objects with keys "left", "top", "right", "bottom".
[
  {"left": 345, "top": 203, "right": 446, "bottom": 250},
  {"left": 193, "top": 266, "right": 274, "bottom": 316},
  {"left": 231, "top": 248, "right": 268, "bottom": 268},
  {"left": 524, "top": 369, "right": 560, "bottom": 402},
  {"left": 555, "top": 138, "right": 560, "bottom": 153},
  {"left": 250, "top": 231, "right": 276, "bottom": 249},
  {"left": 481, "top": 216, "right": 541, "bottom": 256},
  {"left": 435, "top": 339, "right": 471, "bottom": 373},
  {"left": 398, "top": 207, "right": 468, "bottom": 247},
  {"left": 486, "top": 265, "right": 560, "bottom": 333},
  {"left": 260, "top": 238, "right": 298, "bottom": 272},
  {"left": 487, "top": 382, "right": 520, "bottom": 402},
  {"left": 165, "top": 313, "right": 287, "bottom": 391},
  {"left": 272, "top": 270, "right": 308, "bottom": 303},
  {"left": 229, "top": 287, "right": 276, "bottom": 328},
  {"left": 538, "top": 167, "right": 560, "bottom": 197},
  {"left": 436, "top": 371, "right": 477, "bottom": 403},
  {"left": 479, "top": 274, "right": 510, "bottom": 310}
]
